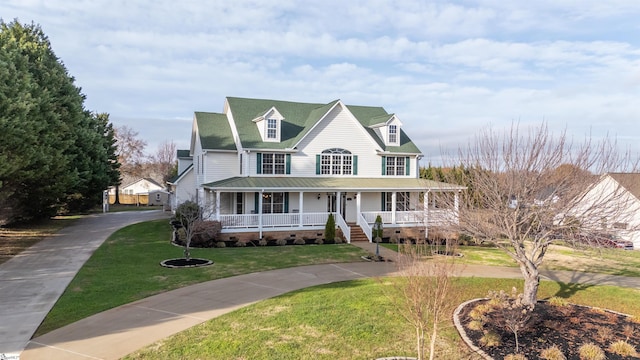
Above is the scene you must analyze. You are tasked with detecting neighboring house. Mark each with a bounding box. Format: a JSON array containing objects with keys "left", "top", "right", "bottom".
[
  {"left": 571, "top": 173, "right": 640, "bottom": 249},
  {"left": 115, "top": 178, "right": 165, "bottom": 195},
  {"left": 172, "top": 96, "right": 465, "bottom": 242},
  {"left": 168, "top": 150, "right": 195, "bottom": 210},
  {"left": 109, "top": 178, "right": 168, "bottom": 206}
]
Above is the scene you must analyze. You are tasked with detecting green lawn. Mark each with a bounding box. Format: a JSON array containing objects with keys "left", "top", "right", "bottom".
[
  {"left": 35, "top": 219, "right": 368, "bottom": 336},
  {"left": 37, "top": 218, "right": 640, "bottom": 344},
  {"left": 125, "top": 277, "right": 640, "bottom": 360}
]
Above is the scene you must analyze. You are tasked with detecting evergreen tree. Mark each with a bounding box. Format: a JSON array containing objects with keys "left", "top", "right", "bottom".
[{"left": 0, "top": 20, "right": 120, "bottom": 223}]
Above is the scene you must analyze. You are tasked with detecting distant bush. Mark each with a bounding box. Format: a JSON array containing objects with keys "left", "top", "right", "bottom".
[
  {"left": 234, "top": 240, "right": 246, "bottom": 247},
  {"left": 258, "top": 239, "right": 268, "bottom": 246},
  {"left": 276, "top": 238, "right": 287, "bottom": 246},
  {"left": 215, "top": 241, "right": 226, "bottom": 248},
  {"left": 314, "top": 238, "right": 324, "bottom": 245},
  {"left": 293, "top": 238, "right": 305, "bottom": 245}
]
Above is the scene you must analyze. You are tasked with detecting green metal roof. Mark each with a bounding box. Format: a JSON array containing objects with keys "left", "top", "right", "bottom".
[
  {"left": 202, "top": 177, "right": 465, "bottom": 191},
  {"left": 195, "top": 112, "right": 237, "bottom": 151},
  {"left": 176, "top": 149, "right": 191, "bottom": 158},
  {"left": 196, "top": 97, "right": 422, "bottom": 153}
]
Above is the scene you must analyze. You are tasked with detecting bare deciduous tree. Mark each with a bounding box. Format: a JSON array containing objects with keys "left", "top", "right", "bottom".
[
  {"left": 114, "top": 125, "right": 147, "bottom": 179},
  {"left": 443, "top": 122, "right": 637, "bottom": 307},
  {"left": 149, "top": 140, "right": 177, "bottom": 185},
  {"left": 384, "top": 244, "right": 458, "bottom": 360}
]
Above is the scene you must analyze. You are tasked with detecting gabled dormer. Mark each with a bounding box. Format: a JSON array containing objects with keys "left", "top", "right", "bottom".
[
  {"left": 252, "top": 106, "right": 284, "bottom": 143},
  {"left": 368, "top": 114, "right": 403, "bottom": 147}
]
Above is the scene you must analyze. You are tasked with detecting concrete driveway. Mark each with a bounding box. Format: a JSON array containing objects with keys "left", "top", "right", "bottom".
[{"left": 0, "top": 210, "right": 170, "bottom": 358}]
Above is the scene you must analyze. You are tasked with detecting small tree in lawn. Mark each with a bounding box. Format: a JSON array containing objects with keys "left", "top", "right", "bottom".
[
  {"left": 174, "top": 200, "right": 201, "bottom": 261},
  {"left": 442, "top": 122, "right": 637, "bottom": 307},
  {"left": 373, "top": 214, "right": 383, "bottom": 239},
  {"left": 385, "top": 243, "right": 458, "bottom": 360},
  {"left": 325, "top": 213, "right": 336, "bottom": 242}
]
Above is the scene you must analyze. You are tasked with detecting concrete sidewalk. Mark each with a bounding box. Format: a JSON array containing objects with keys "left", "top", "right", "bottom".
[
  {"left": 20, "top": 241, "right": 640, "bottom": 360},
  {"left": 0, "top": 210, "right": 170, "bottom": 358}
]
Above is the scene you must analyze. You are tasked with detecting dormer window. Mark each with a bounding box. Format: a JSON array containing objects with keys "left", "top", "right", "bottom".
[
  {"left": 388, "top": 125, "right": 397, "bottom": 144},
  {"left": 266, "top": 118, "right": 277, "bottom": 139},
  {"left": 252, "top": 107, "right": 283, "bottom": 142}
]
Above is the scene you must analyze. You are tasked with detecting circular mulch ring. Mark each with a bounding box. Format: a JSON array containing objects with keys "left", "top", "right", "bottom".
[{"left": 160, "top": 258, "right": 213, "bottom": 268}]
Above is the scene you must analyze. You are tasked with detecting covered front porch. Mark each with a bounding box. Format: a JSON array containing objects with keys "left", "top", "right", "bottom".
[{"left": 201, "top": 177, "right": 464, "bottom": 243}]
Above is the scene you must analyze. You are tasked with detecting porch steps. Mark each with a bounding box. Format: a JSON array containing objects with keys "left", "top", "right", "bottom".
[{"left": 348, "top": 223, "right": 369, "bottom": 242}]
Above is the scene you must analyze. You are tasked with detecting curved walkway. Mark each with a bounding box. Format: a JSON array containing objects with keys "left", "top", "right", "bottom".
[
  {"left": 0, "top": 210, "right": 170, "bottom": 359},
  {"left": 20, "top": 242, "right": 640, "bottom": 360}
]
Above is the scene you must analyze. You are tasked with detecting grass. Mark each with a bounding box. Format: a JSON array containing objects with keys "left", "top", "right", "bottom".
[
  {"left": 125, "top": 277, "right": 640, "bottom": 360},
  {"left": 0, "top": 217, "right": 79, "bottom": 265},
  {"left": 383, "top": 242, "right": 640, "bottom": 277},
  {"left": 35, "top": 219, "right": 368, "bottom": 336}
]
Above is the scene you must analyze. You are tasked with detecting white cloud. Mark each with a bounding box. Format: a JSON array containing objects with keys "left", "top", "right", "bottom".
[{"left": 1, "top": 0, "right": 639, "bottom": 160}]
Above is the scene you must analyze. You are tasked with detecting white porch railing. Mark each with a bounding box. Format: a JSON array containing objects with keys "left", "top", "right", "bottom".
[
  {"left": 333, "top": 212, "right": 351, "bottom": 243},
  {"left": 361, "top": 210, "right": 456, "bottom": 226},
  {"left": 220, "top": 212, "right": 330, "bottom": 229},
  {"left": 357, "top": 212, "right": 373, "bottom": 242}
]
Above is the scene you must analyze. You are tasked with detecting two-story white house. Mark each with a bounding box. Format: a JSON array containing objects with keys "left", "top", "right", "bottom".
[{"left": 169, "top": 97, "right": 464, "bottom": 243}]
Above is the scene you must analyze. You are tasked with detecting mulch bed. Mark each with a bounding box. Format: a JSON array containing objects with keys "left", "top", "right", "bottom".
[{"left": 457, "top": 299, "right": 640, "bottom": 359}]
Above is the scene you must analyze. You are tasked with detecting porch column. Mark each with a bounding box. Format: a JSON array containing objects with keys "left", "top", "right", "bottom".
[
  {"left": 356, "top": 191, "right": 362, "bottom": 223},
  {"left": 336, "top": 191, "right": 342, "bottom": 217},
  {"left": 215, "top": 191, "right": 221, "bottom": 221},
  {"left": 258, "top": 190, "right": 264, "bottom": 239},
  {"left": 299, "top": 191, "right": 304, "bottom": 227},
  {"left": 391, "top": 191, "right": 397, "bottom": 224}
]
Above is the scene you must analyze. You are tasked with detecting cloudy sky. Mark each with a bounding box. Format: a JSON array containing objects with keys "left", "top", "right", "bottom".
[{"left": 2, "top": 1, "right": 640, "bottom": 165}]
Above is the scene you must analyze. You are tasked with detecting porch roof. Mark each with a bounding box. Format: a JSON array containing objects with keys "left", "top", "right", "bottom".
[{"left": 202, "top": 177, "right": 465, "bottom": 192}]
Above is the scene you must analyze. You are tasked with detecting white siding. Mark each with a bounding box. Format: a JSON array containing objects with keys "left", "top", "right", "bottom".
[
  {"left": 203, "top": 152, "right": 239, "bottom": 184},
  {"left": 294, "top": 104, "right": 382, "bottom": 177},
  {"left": 174, "top": 168, "right": 196, "bottom": 206}
]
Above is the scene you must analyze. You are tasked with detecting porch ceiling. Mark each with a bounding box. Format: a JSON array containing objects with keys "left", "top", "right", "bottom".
[{"left": 202, "top": 176, "right": 465, "bottom": 192}]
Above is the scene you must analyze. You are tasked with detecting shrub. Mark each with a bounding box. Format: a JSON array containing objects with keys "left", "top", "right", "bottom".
[
  {"left": 595, "top": 326, "right": 613, "bottom": 342},
  {"left": 479, "top": 330, "right": 501, "bottom": 347},
  {"left": 578, "top": 343, "right": 605, "bottom": 360},
  {"left": 548, "top": 296, "right": 569, "bottom": 307},
  {"left": 540, "top": 345, "right": 566, "bottom": 360},
  {"left": 334, "top": 237, "right": 343, "bottom": 244},
  {"left": 276, "top": 238, "right": 287, "bottom": 246},
  {"left": 467, "top": 319, "right": 484, "bottom": 331},
  {"left": 324, "top": 213, "right": 336, "bottom": 242},
  {"left": 258, "top": 239, "right": 268, "bottom": 246},
  {"left": 623, "top": 324, "right": 635, "bottom": 339},
  {"left": 608, "top": 340, "right": 637, "bottom": 357},
  {"left": 234, "top": 240, "right": 246, "bottom": 247},
  {"left": 372, "top": 215, "right": 383, "bottom": 239},
  {"left": 485, "top": 288, "right": 534, "bottom": 354},
  {"left": 505, "top": 354, "right": 527, "bottom": 360},
  {"left": 293, "top": 238, "right": 305, "bottom": 245},
  {"left": 314, "top": 238, "right": 324, "bottom": 245},
  {"left": 390, "top": 236, "right": 398, "bottom": 244},
  {"left": 215, "top": 241, "right": 226, "bottom": 248},
  {"left": 191, "top": 220, "right": 222, "bottom": 247}
]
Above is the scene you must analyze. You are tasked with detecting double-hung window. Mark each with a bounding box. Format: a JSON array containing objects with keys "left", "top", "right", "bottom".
[
  {"left": 388, "top": 125, "right": 397, "bottom": 144},
  {"left": 266, "top": 118, "right": 277, "bottom": 140},
  {"left": 258, "top": 153, "right": 290, "bottom": 175},
  {"left": 318, "top": 148, "right": 355, "bottom": 175},
  {"left": 385, "top": 156, "right": 406, "bottom": 176},
  {"left": 262, "top": 192, "right": 284, "bottom": 213},
  {"left": 262, "top": 153, "right": 285, "bottom": 174}
]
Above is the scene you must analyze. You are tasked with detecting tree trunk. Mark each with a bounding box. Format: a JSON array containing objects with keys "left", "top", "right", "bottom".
[
  {"left": 520, "top": 264, "right": 540, "bottom": 306},
  {"left": 429, "top": 320, "right": 438, "bottom": 360}
]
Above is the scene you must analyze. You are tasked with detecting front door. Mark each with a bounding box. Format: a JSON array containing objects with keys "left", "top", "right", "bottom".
[{"left": 327, "top": 193, "right": 346, "bottom": 219}]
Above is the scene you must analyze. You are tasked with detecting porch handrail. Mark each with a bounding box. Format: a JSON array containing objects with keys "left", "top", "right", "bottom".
[
  {"left": 333, "top": 212, "right": 351, "bottom": 243},
  {"left": 357, "top": 212, "right": 372, "bottom": 242}
]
